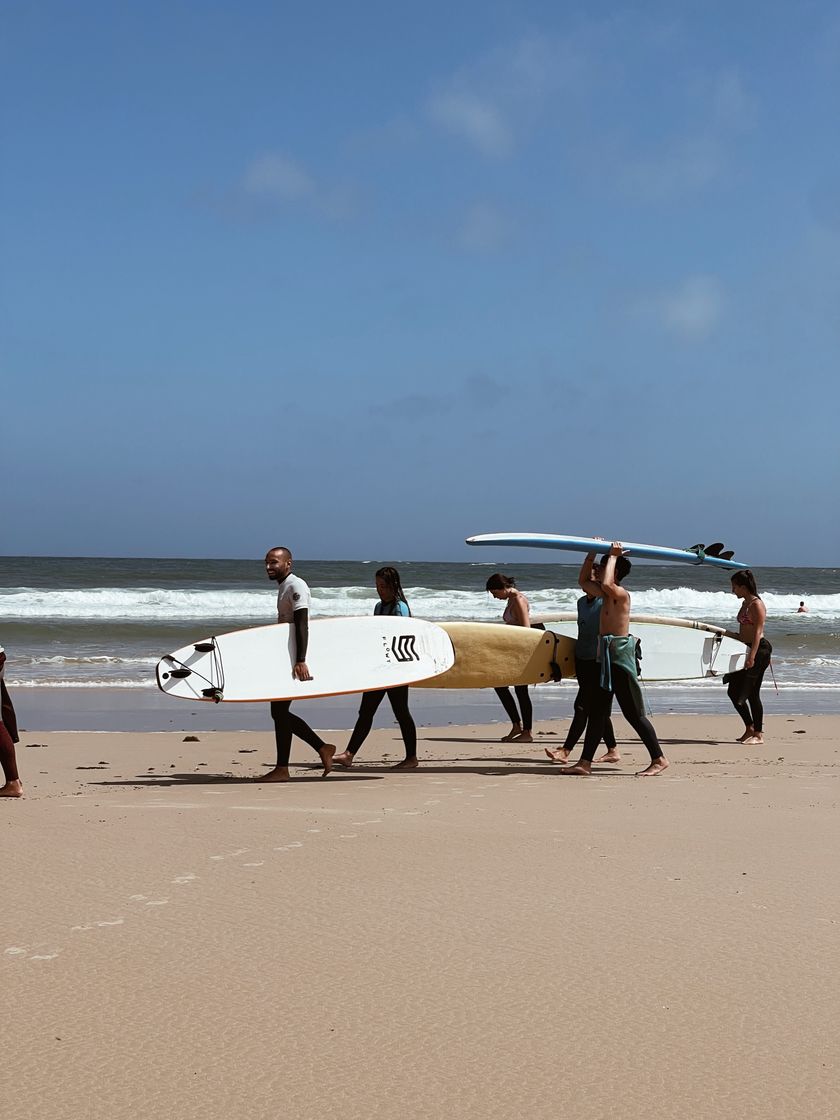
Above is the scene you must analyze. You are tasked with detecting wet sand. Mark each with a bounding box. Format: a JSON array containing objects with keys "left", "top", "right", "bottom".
[{"left": 4, "top": 714, "right": 839, "bottom": 1118}]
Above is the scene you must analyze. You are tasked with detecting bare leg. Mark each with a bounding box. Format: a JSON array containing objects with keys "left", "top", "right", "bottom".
[
  {"left": 594, "top": 748, "right": 621, "bottom": 763},
  {"left": 318, "top": 744, "right": 335, "bottom": 777},
  {"left": 558, "top": 761, "right": 593, "bottom": 776},
  {"left": 637, "top": 758, "right": 670, "bottom": 776},
  {"left": 0, "top": 722, "right": 22, "bottom": 796},
  {"left": 545, "top": 746, "right": 572, "bottom": 762},
  {"left": 260, "top": 766, "right": 291, "bottom": 782}
]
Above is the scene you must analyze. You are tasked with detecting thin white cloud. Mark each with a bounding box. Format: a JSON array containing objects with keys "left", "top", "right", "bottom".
[
  {"left": 629, "top": 275, "right": 725, "bottom": 341},
  {"left": 455, "top": 202, "right": 511, "bottom": 252},
  {"left": 425, "top": 31, "right": 585, "bottom": 159},
  {"left": 711, "top": 68, "right": 757, "bottom": 131},
  {"left": 659, "top": 275, "right": 724, "bottom": 340},
  {"left": 241, "top": 153, "right": 315, "bottom": 202},
  {"left": 428, "top": 91, "right": 513, "bottom": 159},
  {"left": 621, "top": 136, "right": 724, "bottom": 200},
  {"left": 227, "top": 151, "right": 358, "bottom": 222}
]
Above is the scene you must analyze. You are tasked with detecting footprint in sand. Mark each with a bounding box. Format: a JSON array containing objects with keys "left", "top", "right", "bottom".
[
  {"left": 210, "top": 848, "right": 250, "bottom": 861},
  {"left": 5, "top": 947, "right": 28, "bottom": 956},
  {"left": 171, "top": 874, "right": 198, "bottom": 884}
]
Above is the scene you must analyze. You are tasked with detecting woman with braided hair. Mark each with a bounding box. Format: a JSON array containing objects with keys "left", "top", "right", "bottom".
[{"left": 334, "top": 566, "right": 419, "bottom": 769}]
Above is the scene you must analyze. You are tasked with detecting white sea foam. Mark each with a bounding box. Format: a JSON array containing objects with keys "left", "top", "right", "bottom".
[{"left": 3, "top": 584, "right": 838, "bottom": 623}]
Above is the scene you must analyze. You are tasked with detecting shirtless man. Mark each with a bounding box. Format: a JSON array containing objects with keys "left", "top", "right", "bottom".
[
  {"left": 559, "top": 543, "right": 668, "bottom": 777},
  {"left": 261, "top": 547, "right": 335, "bottom": 782}
]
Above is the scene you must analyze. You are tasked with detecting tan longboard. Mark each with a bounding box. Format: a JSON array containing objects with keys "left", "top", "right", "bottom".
[{"left": 414, "top": 622, "right": 576, "bottom": 689}]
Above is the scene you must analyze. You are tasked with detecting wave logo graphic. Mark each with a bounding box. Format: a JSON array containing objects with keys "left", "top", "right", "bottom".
[{"left": 390, "top": 634, "right": 419, "bottom": 662}]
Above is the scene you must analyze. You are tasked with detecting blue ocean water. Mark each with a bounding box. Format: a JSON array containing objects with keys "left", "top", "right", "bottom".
[{"left": 1, "top": 557, "right": 838, "bottom": 724}]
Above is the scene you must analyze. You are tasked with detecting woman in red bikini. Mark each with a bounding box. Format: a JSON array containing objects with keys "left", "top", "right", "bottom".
[{"left": 728, "top": 570, "right": 771, "bottom": 745}]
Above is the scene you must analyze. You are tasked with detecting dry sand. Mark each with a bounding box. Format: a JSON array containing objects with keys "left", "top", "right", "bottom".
[{"left": 4, "top": 714, "right": 839, "bottom": 1119}]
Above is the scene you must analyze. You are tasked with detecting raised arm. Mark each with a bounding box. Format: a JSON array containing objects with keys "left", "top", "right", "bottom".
[
  {"left": 578, "top": 551, "right": 601, "bottom": 597},
  {"left": 599, "top": 543, "right": 629, "bottom": 606}
]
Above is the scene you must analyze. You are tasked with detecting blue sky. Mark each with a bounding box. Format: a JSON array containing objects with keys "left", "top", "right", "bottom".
[{"left": 3, "top": 1, "right": 839, "bottom": 564}]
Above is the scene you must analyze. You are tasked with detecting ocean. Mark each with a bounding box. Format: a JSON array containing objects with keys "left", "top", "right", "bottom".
[{"left": 1, "top": 556, "right": 838, "bottom": 727}]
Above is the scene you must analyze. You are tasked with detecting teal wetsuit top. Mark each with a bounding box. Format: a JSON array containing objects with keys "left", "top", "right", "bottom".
[
  {"left": 374, "top": 599, "right": 410, "bottom": 618},
  {"left": 576, "top": 595, "right": 603, "bottom": 660}
]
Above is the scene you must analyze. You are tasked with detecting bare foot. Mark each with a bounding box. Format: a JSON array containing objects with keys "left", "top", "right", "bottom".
[
  {"left": 259, "top": 766, "right": 290, "bottom": 782},
  {"left": 636, "top": 757, "right": 669, "bottom": 776},
  {"left": 333, "top": 751, "right": 354, "bottom": 768},
  {"left": 390, "top": 757, "right": 419, "bottom": 770},
  {"left": 545, "top": 747, "right": 571, "bottom": 763},
  {"left": 0, "top": 780, "right": 24, "bottom": 798},
  {"left": 736, "top": 728, "right": 754, "bottom": 743},
  {"left": 500, "top": 727, "right": 522, "bottom": 742},
  {"left": 742, "top": 735, "right": 764, "bottom": 745},
  {"left": 595, "top": 750, "right": 621, "bottom": 764},
  {"left": 558, "top": 762, "right": 592, "bottom": 776},
  {"left": 318, "top": 744, "right": 336, "bottom": 777},
  {"left": 513, "top": 731, "right": 533, "bottom": 743}
]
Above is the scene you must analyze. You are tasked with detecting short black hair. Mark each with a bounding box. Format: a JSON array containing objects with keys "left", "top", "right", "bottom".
[{"left": 601, "top": 554, "right": 632, "bottom": 583}]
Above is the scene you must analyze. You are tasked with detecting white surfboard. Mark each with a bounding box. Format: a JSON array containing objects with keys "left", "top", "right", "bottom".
[
  {"left": 156, "top": 617, "right": 455, "bottom": 703},
  {"left": 533, "top": 613, "right": 746, "bottom": 680}
]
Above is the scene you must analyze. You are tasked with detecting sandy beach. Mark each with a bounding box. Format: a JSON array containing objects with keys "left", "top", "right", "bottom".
[{"left": 4, "top": 712, "right": 839, "bottom": 1119}]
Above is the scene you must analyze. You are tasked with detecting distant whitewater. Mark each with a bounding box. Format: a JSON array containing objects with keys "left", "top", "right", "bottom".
[{"left": 0, "top": 557, "right": 837, "bottom": 693}]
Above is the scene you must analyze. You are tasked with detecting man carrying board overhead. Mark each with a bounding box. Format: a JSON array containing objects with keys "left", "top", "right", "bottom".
[
  {"left": 560, "top": 542, "right": 669, "bottom": 777},
  {"left": 261, "top": 547, "right": 335, "bottom": 782}
]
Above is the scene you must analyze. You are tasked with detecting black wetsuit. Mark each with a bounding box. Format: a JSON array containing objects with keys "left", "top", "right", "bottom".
[
  {"left": 580, "top": 636, "right": 663, "bottom": 764},
  {"left": 494, "top": 685, "right": 533, "bottom": 732},
  {"left": 727, "top": 637, "right": 772, "bottom": 734}
]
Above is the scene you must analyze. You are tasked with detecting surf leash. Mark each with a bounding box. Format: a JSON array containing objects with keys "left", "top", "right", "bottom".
[{"left": 160, "top": 638, "right": 225, "bottom": 702}]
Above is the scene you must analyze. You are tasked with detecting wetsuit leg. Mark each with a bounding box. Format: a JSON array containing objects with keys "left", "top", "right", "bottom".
[
  {"left": 494, "top": 687, "right": 521, "bottom": 725},
  {"left": 386, "top": 686, "right": 417, "bottom": 759},
  {"left": 727, "top": 672, "right": 753, "bottom": 729},
  {"left": 514, "top": 685, "right": 532, "bottom": 731},
  {"left": 732, "top": 639, "right": 772, "bottom": 733},
  {"left": 580, "top": 683, "right": 614, "bottom": 763},
  {"left": 569, "top": 660, "right": 616, "bottom": 753},
  {"left": 346, "top": 690, "right": 386, "bottom": 756},
  {"left": 271, "top": 700, "right": 327, "bottom": 766},
  {"left": 612, "top": 668, "right": 663, "bottom": 761},
  {"left": 562, "top": 699, "right": 588, "bottom": 751}
]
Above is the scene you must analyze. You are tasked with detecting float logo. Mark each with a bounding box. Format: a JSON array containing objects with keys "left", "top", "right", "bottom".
[{"left": 390, "top": 634, "right": 419, "bottom": 662}]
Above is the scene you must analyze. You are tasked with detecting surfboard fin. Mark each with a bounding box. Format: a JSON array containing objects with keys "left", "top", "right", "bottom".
[
  {"left": 704, "top": 542, "right": 725, "bottom": 557},
  {"left": 719, "top": 550, "right": 735, "bottom": 561}
]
